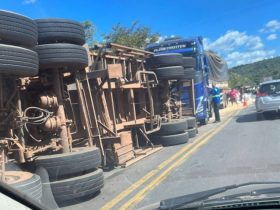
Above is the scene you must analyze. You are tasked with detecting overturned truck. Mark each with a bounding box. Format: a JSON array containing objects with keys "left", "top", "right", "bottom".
[
  {"left": 0, "top": 10, "right": 163, "bottom": 205},
  {"left": 72, "top": 43, "right": 162, "bottom": 168},
  {"left": 0, "top": 11, "right": 104, "bottom": 204}
]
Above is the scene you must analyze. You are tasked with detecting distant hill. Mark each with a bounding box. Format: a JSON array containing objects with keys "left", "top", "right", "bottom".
[{"left": 230, "top": 56, "right": 280, "bottom": 85}]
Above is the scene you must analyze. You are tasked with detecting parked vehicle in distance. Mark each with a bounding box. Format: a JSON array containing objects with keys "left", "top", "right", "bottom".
[{"left": 256, "top": 79, "right": 280, "bottom": 118}]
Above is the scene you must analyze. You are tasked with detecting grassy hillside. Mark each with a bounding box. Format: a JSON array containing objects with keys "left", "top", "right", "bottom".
[{"left": 230, "top": 56, "right": 280, "bottom": 86}]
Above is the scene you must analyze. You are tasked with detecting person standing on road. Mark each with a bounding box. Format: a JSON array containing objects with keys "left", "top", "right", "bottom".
[
  {"left": 210, "top": 84, "right": 221, "bottom": 123},
  {"left": 229, "top": 88, "right": 238, "bottom": 106},
  {"left": 240, "top": 87, "right": 244, "bottom": 103}
]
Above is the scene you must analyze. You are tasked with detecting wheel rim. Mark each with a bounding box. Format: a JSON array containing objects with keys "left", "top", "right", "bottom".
[{"left": 3, "top": 171, "right": 33, "bottom": 185}]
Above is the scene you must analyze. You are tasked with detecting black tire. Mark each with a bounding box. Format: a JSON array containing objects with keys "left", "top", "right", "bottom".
[
  {"left": 0, "top": 10, "right": 37, "bottom": 47},
  {"left": 0, "top": 44, "right": 38, "bottom": 76},
  {"left": 146, "top": 53, "right": 183, "bottom": 69},
  {"left": 50, "top": 169, "right": 104, "bottom": 204},
  {"left": 35, "top": 167, "right": 59, "bottom": 210},
  {"left": 34, "top": 43, "right": 88, "bottom": 71},
  {"left": 157, "top": 119, "right": 188, "bottom": 135},
  {"left": 183, "top": 57, "right": 196, "bottom": 68},
  {"left": 34, "top": 147, "right": 101, "bottom": 181},
  {"left": 186, "top": 116, "right": 196, "bottom": 128},
  {"left": 36, "top": 19, "right": 85, "bottom": 45},
  {"left": 183, "top": 68, "right": 196, "bottom": 80},
  {"left": 151, "top": 131, "right": 189, "bottom": 146},
  {"left": 152, "top": 66, "right": 184, "bottom": 80},
  {"left": 188, "top": 128, "right": 197, "bottom": 138},
  {"left": 257, "top": 112, "right": 264, "bottom": 121},
  {"left": 7, "top": 171, "right": 42, "bottom": 201}
]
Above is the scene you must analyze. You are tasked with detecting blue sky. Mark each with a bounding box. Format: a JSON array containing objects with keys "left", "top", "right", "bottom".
[{"left": 2, "top": 0, "right": 280, "bottom": 67}]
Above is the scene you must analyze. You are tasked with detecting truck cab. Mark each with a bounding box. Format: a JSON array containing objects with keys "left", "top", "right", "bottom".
[{"left": 146, "top": 37, "right": 211, "bottom": 125}]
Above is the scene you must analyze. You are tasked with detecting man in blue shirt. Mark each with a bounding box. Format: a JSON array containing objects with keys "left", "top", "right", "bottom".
[{"left": 210, "top": 84, "right": 221, "bottom": 122}]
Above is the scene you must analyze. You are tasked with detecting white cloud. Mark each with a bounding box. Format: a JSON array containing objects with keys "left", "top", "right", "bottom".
[
  {"left": 155, "top": 35, "right": 176, "bottom": 43},
  {"left": 204, "top": 30, "right": 263, "bottom": 52},
  {"left": 225, "top": 50, "right": 275, "bottom": 67},
  {"left": 267, "top": 33, "right": 277, "bottom": 40},
  {"left": 203, "top": 38, "right": 211, "bottom": 49},
  {"left": 23, "top": 0, "right": 36, "bottom": 4},
  {"left": 260, "top": 20, "right": 280, "bottom": 33},
  {"left": 155, "top": 36, "right": 165, "bottom": 43},
  {"left": 205, "top": 30, "right": 276, "bottom": 67}
]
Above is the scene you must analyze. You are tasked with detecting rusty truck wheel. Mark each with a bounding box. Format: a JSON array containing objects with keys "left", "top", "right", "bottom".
[
  {"left": 5, "top": 171, "right": 42, "bottom": 201},
  {"left": 50, "top": 168, "right": 104, "bottom": 205},
  {"left": 0, "top": 44, "right": 39, "bottom": 76},
  {"left": 34, "top": 147, "right": 101, "bottom": 181},
  {"left": 34, "top": 43, "right": 88, "bottom": 71},
  {"left": 36, "top": 19, "right": 85, "bottom": 45},
  {"left": 0, "top": 10, "right": 37, "bottom": 47}
]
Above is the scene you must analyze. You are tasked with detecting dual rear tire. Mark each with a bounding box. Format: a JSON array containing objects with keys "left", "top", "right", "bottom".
[
  {"left": 34, "top": 43, "right": 88, "bottom": 71},
  {"left": 0, "top": 10, "right": 39, "bottom": 77},
  {"left": 0, "top": 10, "right": 37, "bottom": 47},
  {"left": 35, "top": 18, "right": 88, "bottom": 72},
  {"left": 145, "top": 54, "right": 196, "bottom": 80},
  {"left": 5, "top": 171, "right": 42, "bottom": 201},
  {"left": 0, "top": 44, "right": 38, "bottom": 76},
  {"left": 34, "top": 147, "right": 104, "bottom": 205},
  {"left": 150, "top": 117, "right": 198, "bottom": 146}
]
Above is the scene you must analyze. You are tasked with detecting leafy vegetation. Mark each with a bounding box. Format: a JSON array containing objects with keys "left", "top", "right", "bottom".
[
  {"left": 102, "top": 21, "right": 160, "bottom": 49},
  {"left": 82, "top": 19, "right": 280, "bottom": 88},
  {"left": 82, "top": 20, "right": 96, "bottom": 46},
  {"left": 229, "top": 56, "right": 280, "bottom": 87},
  {"left": 228, "top": 72, "right": 255, "bottom": 88}
]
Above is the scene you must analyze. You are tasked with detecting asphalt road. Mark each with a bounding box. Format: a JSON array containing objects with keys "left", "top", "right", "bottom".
[{"left": 63, "top": 105, "right": 280, "bottom": 210}]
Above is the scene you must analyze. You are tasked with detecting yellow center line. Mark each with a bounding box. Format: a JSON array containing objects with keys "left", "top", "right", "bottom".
[
  {"left": 101, "top": 109, "right": 240, "bottom": 210},
  {"left": 101, "top": 130, "right": 213, "bottom": 210},
  {"left": 119, "top": 109, "right": 241, "bottom": 210}
]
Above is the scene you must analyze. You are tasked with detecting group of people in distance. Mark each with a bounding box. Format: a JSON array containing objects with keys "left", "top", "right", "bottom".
[
  {"left": 209, "top": 84, "right": 250, "bottom": 123},
  {"left": 227, "top": 88, "right": 250, "bottom": 106}
]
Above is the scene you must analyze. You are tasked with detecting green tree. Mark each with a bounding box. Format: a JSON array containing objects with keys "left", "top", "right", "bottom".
[
  {"left": 229, "top": 71, "right": 255, "bottom": 88},
  {"left": 103, "top": 21, "right": 160, "bottom": 49},
  {"left": 82, "top": 20, "right": 96, "bottom": 46},
  {"left": 230, "top": 56, "right": 280, "bottom": 84}
]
